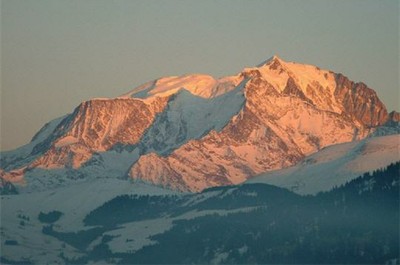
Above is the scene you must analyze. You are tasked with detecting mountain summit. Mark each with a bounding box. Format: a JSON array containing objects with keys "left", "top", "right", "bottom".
[{"left": 1, "top": 56, "right": 398, "bottom": 192}]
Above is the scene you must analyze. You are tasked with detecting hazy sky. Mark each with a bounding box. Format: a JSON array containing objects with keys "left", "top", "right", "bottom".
[{"left": 1, "top": 0, "right": 399, "bottom": 151}]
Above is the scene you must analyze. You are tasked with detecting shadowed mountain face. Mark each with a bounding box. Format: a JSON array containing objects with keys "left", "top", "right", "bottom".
[{"left": 1, "top": 56, "right": 398, "bottom": 192}]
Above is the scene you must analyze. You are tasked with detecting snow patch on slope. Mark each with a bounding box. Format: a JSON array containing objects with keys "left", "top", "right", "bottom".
[
  {"left": 139, "top": 81, "right": 246, "bottom": 154},
  {"left": 101, "top": 206, "right": 259, "bottom": 254},
  {"left": 14, "top": 148, "right": 141, "bottom": 193},
  {"left": 248, "top": 134, "right": 400, "bottom": 195}
]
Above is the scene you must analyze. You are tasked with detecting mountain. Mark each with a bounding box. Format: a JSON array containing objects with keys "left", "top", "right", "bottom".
[
  {"left": 1, "top": 55, "right": 398, "bottom": 192},
  {"left": 248, "top": 134, "right": 400, "bottom": 194},
  {"left": 1, "top": 162, "right": 398, "bottom": 264}
]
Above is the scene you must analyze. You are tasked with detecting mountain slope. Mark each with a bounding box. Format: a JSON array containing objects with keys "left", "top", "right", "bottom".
[
  {"left": 248, "top": 134, "right": 400, "bottom": 194},
  {"left": 0, "top": 115, "right": 67, "bottom": 172},
  {"left": 0, "top": 178, "right": 177, "bottom": 264},
  {"left": 124, "top": 163, "right": 399, "bottom": 264}
]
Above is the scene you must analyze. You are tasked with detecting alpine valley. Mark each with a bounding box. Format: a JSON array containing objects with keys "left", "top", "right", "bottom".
[{"left": 1, "top": 56, "right": 399, "bottom": 264}]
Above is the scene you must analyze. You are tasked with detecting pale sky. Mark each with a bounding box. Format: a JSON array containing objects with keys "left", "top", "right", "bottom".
[{"left": 1, "top": 0, "right": 399, "bottom": 151}]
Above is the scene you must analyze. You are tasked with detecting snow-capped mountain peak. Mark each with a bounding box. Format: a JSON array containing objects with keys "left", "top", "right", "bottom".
[
  {"left": 121, "top": 73, "right": 243, "bottom": 99},
  {"left": 255, "top": 54, "right": 283, "bottom": 67},
  {"left": 1, "top": 56, "right": 398, "bottom": 193}
]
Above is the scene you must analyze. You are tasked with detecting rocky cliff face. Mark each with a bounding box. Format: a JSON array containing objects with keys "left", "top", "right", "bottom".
[
  {"left": 29, "top": 97, "right": 169, "bottom": 169},
  {"left": 1, "top": 56, "right": 396, "bottom": 192},
  {"left": 334, "top": 74, "right": 388, "bottom": 127}
]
